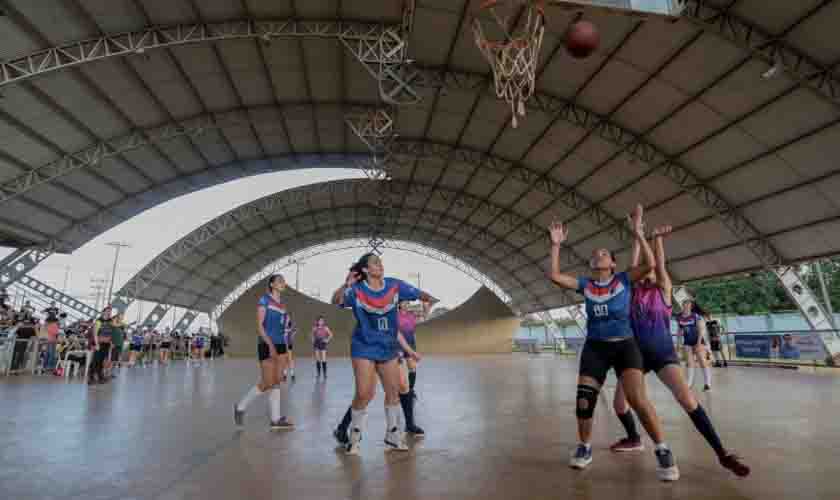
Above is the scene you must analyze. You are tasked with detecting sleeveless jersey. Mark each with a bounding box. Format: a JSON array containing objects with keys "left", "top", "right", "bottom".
[
  {"left": 398, "top": 311, "right": 417, "bottom": 335},
  {"left": 131, "top": 333, "right": 143, "bottom": 346},
  {"left": 258, "top": 293, "right": 288, "bottom": 344},
  {"left": 631, "top": 281, "right": 673, "bottom": 357},
  {"left": 577, "top": 272, "right": 633, "bottom": 341},
  {"left": 677, "top": 312, "right": 702, "bottom": 346},
  {"left": 341, "top": 277, "right": 421, "bottom": 360},
  {"left": 313, "top": 325, "right": 329, "bottom": 339}
]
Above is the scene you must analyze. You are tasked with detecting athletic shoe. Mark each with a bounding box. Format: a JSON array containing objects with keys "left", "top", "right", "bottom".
[
  {"left": 270, "top": 417, "right": 294, "bottom": 431},
  {"left": 233, "top": 404, "right": 244, "bottom": 426},
  {"left": 655, "top": 448, "right": 680, "bottom": 481},
  {"left": 334, "top": 427, "right": 349, "bottom": 446},
  {"left": 609, "top": 437, "right": 644, "bottom": 453},
  {"left": 406, "top": 424, "right": 425, "bottom": 437},
  {"left": 569, "top": 444, "right": 593, "bottom": 469},
  {"left": 720, "top": 453, "right": 750, "bottom": 477},
  {"left": 703, "top": 384, "right": 711, "bottom": 392},
  {"left": 384, "top": 427, "right": 408, "bottom": 451},
  {"left": 345, "top": 428, "right": 362, "bottom": 455}
]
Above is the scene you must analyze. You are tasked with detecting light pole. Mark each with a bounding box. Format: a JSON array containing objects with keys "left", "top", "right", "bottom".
[
  {"left": 289, "top": 258, "right": 305, "bottom": 290},
  {"left": 409, "top": 272, "right": 421, "bottom": 289},
  {"left": 105, "top": 242, "right": 131, "bottom": 305}
]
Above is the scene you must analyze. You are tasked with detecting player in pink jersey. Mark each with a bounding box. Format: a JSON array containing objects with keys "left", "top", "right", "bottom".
[
  {"left": 312, "top": 317, "right": 333, "bottom": 378},
  {"left": 608, "top": 208, "right": 749, "bottom": 478}
]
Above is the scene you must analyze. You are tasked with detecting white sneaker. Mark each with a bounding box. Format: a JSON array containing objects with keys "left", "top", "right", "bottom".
[
  {"left": 655, "top": 448, "right": 680, "bottom": 481},
  {"left": 345, "top": 428, "right": 362, "bottom": 455},
  {"left": 569, "top": 444, "right": 593, "bottom": 469},
  {"left": 384, "top": 427, "right": 408, "bottom": 452}
]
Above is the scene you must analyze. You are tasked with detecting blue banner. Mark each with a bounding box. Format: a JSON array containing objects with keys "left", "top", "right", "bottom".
[{"left": 734, "top": 335, "right": 772, "bottom": 359}]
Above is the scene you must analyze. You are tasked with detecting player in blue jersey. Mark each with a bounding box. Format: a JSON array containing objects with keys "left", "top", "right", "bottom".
[
  {"left": 233, "top": 274, "right": 294, "bottom": 430},
  {"left": 607, "top": 208, "right": 750, "bottom": 477},
  {"left": 331, "top": 253, "right": 437, "bottom": 455},
  {"left": 548, "top": 206, "right": 679, "bottom": 481},
  {"left": 677, "top": 299, "right": 712, "bottom": 391}
]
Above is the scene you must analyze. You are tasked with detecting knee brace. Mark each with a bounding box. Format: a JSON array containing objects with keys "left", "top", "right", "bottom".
[{"left": 576, "top": 385, "right": 599, "bottom": 420}]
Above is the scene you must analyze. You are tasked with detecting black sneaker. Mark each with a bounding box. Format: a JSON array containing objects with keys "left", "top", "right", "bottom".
[
  {"left": 334, "top": 427, "right": 349, "bottom": 446},
  {"left": 233, "top": 404, "right": 244, "bottom": 426},
  {"left": 720, "top": 453, "right": 750, "bottom": 477},
  {"left": 703, "top": 384, "right": 711, "bottom": 392},
  {"left": 406, "top": 424, "right": 425, "bottom": 437},
  {"left": 270, "top": 417, "right": 294, "bottom": 431}
]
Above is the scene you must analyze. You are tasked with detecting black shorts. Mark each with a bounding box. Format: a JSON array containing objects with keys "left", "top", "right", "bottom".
[
  {"left": 641, "top": 350, "right": 680, "bottom": 374},
  {"left": 258, "top": 342, "right": 288, "bottom": 361},
  {"left": 579, "top": 338, "right": 644, "bottom": 386},
  {"left": 130, "top": 344, "right": 142, "bottom": 352},
  {"left": 161, "top": 342, "right": 171, "bottom": 350},
  {"left": 710, "top": 341, "right": 722, "bottom": 352},
  {"left": 110, "top": 345, "right": 122, "bottom": 362},
  {"left": 143, "top": 345, "right": 151, "bottom": 353}
]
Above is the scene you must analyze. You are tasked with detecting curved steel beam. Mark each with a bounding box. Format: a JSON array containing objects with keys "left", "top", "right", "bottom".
[
  {"left": 681, "top": 0, "right": 840, "bottom": 106},
  {"left": 164, "top": 205, "right": 551, "bottom": 310},
  {"left": 115, "top": 179, "right": 581, "bottom": 312},
  {"left": 211, "top": 239, "right": 519, "bottom": 318},
  {"left": 0, "top": 19, "right": 400, "bottom": 88}
]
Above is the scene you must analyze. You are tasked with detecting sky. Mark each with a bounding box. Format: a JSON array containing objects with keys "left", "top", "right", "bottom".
[{"left": 1, "top": 169, "right": 482, "bottom": 330}]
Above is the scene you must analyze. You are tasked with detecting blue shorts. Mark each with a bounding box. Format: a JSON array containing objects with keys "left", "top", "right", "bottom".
[
  {"left": 683, "top": 332, "right": 699, "bottom": 347},
  {"left": 351, "top": 334, "right": 399, "bottom": 363}
]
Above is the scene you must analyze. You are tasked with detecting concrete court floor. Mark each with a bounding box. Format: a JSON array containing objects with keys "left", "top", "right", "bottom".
[{"left": 1, "top": 355, "right": 838, "bottom": 500}]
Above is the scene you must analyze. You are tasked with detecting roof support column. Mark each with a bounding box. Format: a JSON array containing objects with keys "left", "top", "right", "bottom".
[
  {"left": 174, "top": 310, "right": 199, "bottom": 333},
  {"left": 0, "top": 248, "right": 51, "bottom": 288},
  {"left": 140, "top": 304, "right": 171, "bottom": 330}
]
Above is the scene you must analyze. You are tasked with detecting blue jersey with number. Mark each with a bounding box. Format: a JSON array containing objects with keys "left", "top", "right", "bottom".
[
  {"left": 677, "top": 312, "right": 701, "bottom": 346},
  {"left": 258, "top": 293, "right": 289, "bottom": 344},
  {"left": 577, "top": 272, "right": 633, "bottom": 341},
  {"left": 341, "top": 277, "right": 421, "bottom": 361}
]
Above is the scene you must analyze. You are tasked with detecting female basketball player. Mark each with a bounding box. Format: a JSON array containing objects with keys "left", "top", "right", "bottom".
[
  {"left": 312, "top": 317, "right": 333, "bottom": 378},
  {"left": 607, "top": 213, "right": 750, "bottom": 477},
  {"left": 128, "top": 329, "right": 143, "bottom": 367},
  {"left": 331, "top": 253, "right": 437, "bottom": 455},
  {"left": 159, "top": 328, "right": 172, "bottom": 364},
  {"left": 677, "top": 300, "right": 712, "bottom": 391},
  {"left": 234, "top": 274, "right": 294, "bottom": 430},
  {"left": 399, "top": 301, "right": 427, "bottom": 396},
  {"left": 548, "top": 207, "right": 679, "bottom": 481}
]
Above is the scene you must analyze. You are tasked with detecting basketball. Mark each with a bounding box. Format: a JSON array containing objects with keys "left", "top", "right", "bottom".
[{"left": 565, "top": 20, "right": 600, "bottom": 59}]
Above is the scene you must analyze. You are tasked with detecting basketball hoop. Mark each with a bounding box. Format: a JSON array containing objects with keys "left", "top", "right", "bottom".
[{"left": 473, "top": 0, "right": 546, "bottom": 129}]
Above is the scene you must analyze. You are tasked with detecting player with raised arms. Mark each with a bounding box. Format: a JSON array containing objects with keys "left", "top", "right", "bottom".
[
  {"left": 548, "top": 206, "right": 679, "bottom": 481},
  {"left": 607, "top": 208, "right": 750, "bottom": 477},
  {"left": 331, "top": 253, "right": 437, "bottom": 455}
]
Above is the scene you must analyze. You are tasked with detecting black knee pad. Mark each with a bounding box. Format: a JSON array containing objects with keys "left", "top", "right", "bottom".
[{"left": 576, "top": 385, "right": 599, "bottom": 420}]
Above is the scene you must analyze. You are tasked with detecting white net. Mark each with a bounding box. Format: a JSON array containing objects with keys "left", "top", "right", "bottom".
[{"left": 473, "top": 1, "right": 546, "bottom": 128}]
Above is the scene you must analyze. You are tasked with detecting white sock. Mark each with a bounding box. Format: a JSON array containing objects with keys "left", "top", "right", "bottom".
[
  {"left": 269, "top": 388, "right": 282, "bottom": 421},
  {"left": 703, "top": 366, "right": 712, "bottom": 386},
  {"left": 237, "top": 385, "right": 264, "bottom": 411},
  {"left": 289, "top": 368, "right": 295, "bottom": 376},
  {"left": 687, "top": 366, "right": 695, "bottom": 387},
  {"left": 351, "top": 408, "right": 368, "bottom": 434},
  {"left": 385, "top": 404, "right": 400, "bottom": 433},
  {"left": 655, "top": 442, "right": 669, "bottom": 451}
]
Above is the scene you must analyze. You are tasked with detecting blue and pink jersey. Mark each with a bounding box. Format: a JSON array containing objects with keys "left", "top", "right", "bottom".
[
  {"left": 631, "top": 281, "right": 674, "bottom": 357},
  {"left": 677, "top": 312, "right": 702, "bottom": 346},
  {"left": 577, "top": 272, "right": 633, "bottom": 341},
  {"left": 258, "top": 293, "right": 289, "bottom": 344},
  {"left": 341, "top": 278, "right": 422, "bottom": 361}
]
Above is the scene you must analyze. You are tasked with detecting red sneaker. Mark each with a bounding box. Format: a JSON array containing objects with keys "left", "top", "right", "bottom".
[
  {"left": 720, "top": 453, "right": 750, "bottom": 477},
  {"left": 610, "top": 437, "right": 644, "bottom": 453}
]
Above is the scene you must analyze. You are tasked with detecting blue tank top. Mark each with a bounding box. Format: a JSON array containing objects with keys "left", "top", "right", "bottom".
[
  {"left": 258, "top": 293, "right": 288, "bottom": 344},
  {"left": 631, "top": 281, "right": 673, "bottom": 354},
  {"left": 577, "top": 272, "right": 633, "bottom": 341},
  {"left": 677, "top": 313, "right": 701, "bottom": 343},
  {"left": 131, "top": 333, "right": 143, "bottom": 346}
]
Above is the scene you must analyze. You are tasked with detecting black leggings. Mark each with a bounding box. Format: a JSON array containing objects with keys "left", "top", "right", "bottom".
[{"left": 90, "top": 344, "right": 109, "bottom": 380}]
